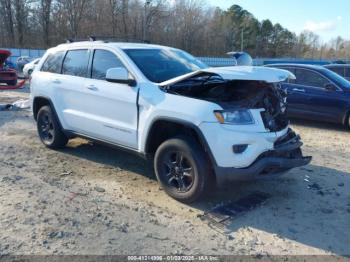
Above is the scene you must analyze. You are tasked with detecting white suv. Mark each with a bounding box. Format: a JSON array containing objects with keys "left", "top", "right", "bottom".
[{"left": 30, "top": 40, "right": 311, "bottom": 202}]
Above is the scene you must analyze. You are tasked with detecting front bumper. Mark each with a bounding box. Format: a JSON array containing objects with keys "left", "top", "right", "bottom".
[{"left": 214, "top": 128, "right": 312, "bottom": 183}]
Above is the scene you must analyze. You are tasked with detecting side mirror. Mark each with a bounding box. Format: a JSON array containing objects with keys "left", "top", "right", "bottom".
[
  {"left": 106, "top": 67, "right": 136, "bottom": 86},
  {"left": 324, "top": 83, "right": 337, "bottom": 91}
]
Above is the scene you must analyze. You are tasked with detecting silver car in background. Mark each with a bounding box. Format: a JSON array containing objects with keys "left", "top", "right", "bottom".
[{"left": 23, "top": 58, "right": 41, "bottom": 78}]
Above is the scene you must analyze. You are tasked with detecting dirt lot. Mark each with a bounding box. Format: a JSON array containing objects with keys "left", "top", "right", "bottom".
[{"left": 0, "top": 86, "right": 350, "bottom": 256}]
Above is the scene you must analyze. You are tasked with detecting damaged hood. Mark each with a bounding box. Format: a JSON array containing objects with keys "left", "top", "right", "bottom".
[
  {"left": 159, "top": 66, "right": 296, "bottom": 86},
  {"left": 0, "top": 50, "right": 11, "bottom": 66}
]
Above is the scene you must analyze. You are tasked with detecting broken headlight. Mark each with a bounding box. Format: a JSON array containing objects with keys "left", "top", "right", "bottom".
[{"left": 214, "top": 110, "right": 255, "bottom": 125}]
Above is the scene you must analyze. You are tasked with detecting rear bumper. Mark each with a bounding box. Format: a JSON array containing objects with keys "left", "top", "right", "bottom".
[
  {"left": 214, "top": 128, "right": 312, "bottom": 183},
  {"left": 0, "top": 72, "right": 17, "bottom": 83}
]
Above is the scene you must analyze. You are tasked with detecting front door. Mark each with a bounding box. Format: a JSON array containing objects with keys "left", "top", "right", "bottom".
[{"left": 81, "top": 49, "right": 139, "bottom": 148}]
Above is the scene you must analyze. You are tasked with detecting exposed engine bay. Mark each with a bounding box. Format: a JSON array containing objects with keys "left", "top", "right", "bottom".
[{"left": 162, "top": 73, "right": 289, "bottom": 132}]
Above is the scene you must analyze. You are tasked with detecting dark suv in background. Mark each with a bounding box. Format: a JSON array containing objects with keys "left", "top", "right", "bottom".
[
  {"left": 266, "top": 64, "right": 350, "bottom": 127},
  {"left": 324, "top": 64, "right": 350, "bottom": 81}
]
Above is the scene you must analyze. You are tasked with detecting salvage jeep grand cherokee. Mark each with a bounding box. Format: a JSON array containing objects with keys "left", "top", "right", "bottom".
[{"left": 30, "top": 41, "right": 311, "bottom": 202}]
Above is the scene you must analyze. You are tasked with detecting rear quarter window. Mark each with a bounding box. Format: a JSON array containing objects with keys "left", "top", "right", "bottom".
[
  {"left": 62, "top": 50, "right": 90, "bottom": 77},
  {"left": 41, "top": 51, "right": 65, "bottom": 74}
]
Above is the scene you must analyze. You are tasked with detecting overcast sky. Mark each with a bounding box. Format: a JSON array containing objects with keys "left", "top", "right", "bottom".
[{"left": 207, "top": 0, "right": 349, "bottom": 42}]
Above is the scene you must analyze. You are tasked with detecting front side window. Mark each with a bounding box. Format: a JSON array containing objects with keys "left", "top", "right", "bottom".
[
  {"left": 41, "top": 51, "right": 65, "bottom": 74},
  {"left": 124, "top": 48, "right": 208, "bottom": 83},
  {"left": 92, "top": 50, "right": 125, "bottom": 80},
  {"left": 274, "top": 67, "right": 295, "bottom": 83},
  {"left": 62, "top": 49, "right": 89, "bottom": 77},
  {"left": 295, "top": 69, "right": 329, "bottom": 88}
]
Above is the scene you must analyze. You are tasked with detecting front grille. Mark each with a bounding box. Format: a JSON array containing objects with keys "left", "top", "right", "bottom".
[
  {"left": 274, "top": 128, "right": 298, "bottom": 146},
  {"left": 260, "top": 110, "right": 289, "bottom": 132}
]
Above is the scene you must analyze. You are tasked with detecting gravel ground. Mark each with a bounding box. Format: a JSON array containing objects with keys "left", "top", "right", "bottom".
[{"left": 0, "top": 87, "right": 349, "bottom": 256}]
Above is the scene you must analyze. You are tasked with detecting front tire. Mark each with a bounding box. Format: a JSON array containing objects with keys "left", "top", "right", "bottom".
[
  {"left": 154, "top": 136, "right": 212, "bottom": 203},
  {"left": 37, "top": 106, "right": 68, "bottom": 149}
]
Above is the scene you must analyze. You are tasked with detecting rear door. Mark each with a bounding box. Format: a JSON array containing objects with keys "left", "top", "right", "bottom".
[
  {"left": 81, "top": 48, "right": 139, "bottom": 148},
  {"left": 55, "top": 48, "right": 91, "bottom": 131},
  {"left": 291, "top": 68, "right": 342, "bottom": 121}
]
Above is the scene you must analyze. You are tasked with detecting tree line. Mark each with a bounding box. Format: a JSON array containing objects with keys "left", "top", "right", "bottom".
[{"left": 0, "top": 0, "right": 349, "bottom": 59}]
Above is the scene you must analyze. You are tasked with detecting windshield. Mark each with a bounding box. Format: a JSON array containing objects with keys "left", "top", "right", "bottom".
[
  {"left": 123, "top": 48, "right": 208, "bottom": 83},
  {"left": 323, "top": 68, "right": 350, "bottom": 89}
]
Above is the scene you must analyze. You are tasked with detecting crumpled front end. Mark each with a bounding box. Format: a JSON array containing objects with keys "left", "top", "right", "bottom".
[
  {"left": 207, "top": 127, "right": 312, "bottom": 183},
  {"left": 159, "top": 66, "right": 311, "bottom": 182}
]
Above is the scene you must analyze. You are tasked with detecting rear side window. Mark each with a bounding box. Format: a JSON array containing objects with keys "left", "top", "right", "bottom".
[
  {"left": 62, "top": 50, "right": 89, "bottom": 77},
  {"left": 92, "top": 50, "right": 125, "bottom": 80},
  {"left": 328, "top": 67, "right": 344, "bottom": 76},
  {"left": 41, "top": 51, "right": 65, "bottom": 73},
  {"left": 345, "top": 67, "right": 350, "bottom": 78},
  {"left": 294, "top": 69, "right": 329, "bottom": 88}
]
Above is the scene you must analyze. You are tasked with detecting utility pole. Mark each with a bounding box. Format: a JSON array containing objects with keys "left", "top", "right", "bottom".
[
  {"left": 241, "top": 28, "right": 244, "bottom": 51},
  {"left": 143, "top": 0, "right": 151, "bottom": 41}
]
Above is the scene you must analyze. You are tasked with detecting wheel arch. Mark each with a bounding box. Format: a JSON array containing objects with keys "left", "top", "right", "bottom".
[
  {"left": 32, "top": 96, "right": 63, "bottom": 129},
  {"left": 144, "top": 117, "right": 217, "bottom": 167},
  {"left": 341, "top": 107, "right": 350, "bottom": 126}
]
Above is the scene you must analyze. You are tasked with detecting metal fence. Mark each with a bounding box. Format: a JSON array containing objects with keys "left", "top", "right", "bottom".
[
  {"left": 253, "top": 58, "right": 332, "bottom": 66},
  {"left": 2, "top": 47, "right": 349, "bottom": 67},
  {"left": 1, "top": 48, "right": 46, "bottom": 63},
  {"left": 197, "top": 57, "right": 237, "bottom": 67}
]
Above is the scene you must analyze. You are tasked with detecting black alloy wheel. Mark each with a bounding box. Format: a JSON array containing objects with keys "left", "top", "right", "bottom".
[{"left": 154, "top": 136, "right": 212, "bottom": 203}]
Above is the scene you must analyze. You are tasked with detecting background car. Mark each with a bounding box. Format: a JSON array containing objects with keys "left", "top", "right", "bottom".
[
  {"left": 23, "top": 58, "right": 41, "bottom": 78},
  {"left": 4, "top": 59, "right": 17, "bottom": 70},
  {"left": 16, "top": 56, "right": 31, "bottom": 72},
  {"left": 0, "top": 50, "right": 18, "bottom": 86},
  {"left": 266, "top": 63, "right": 350, "bottom": 126},
  {"left": 324, "top": 64, "right": 350, "bottom": 81}
]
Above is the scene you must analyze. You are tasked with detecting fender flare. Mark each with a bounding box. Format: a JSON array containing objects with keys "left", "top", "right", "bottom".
[
  {"left": 144, "top": 116, "right": 218, "bottom": 167},
  {"left": 32, "top": 96, "right": 63, "bottom": 130}
]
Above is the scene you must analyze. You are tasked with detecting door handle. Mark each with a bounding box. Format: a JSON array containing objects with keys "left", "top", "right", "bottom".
[
  {"left": 292, "top": 88, "right": 305, "bottom": 92},
  {"left": 86, "top": 85, "right": 98, "bottom": 91},
  {"left": 52, "top": 79, "right": 61, "bottom": 84}
]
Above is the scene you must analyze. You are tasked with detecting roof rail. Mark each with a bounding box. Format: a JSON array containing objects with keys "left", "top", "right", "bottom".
[
  {"left": 65, "top": 36, "right": 150, "bottom": 44},
  {"left": 65, "top": 38, "right": 90, "bottom": 43}
]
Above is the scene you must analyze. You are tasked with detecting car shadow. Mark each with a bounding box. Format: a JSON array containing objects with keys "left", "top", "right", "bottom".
[
  {"left": 62, "top": 139, "right": 156, "bottom": 180},
  {"left": 290, "top": 118, "right": 349, "bottom": 132},
  {"left": 194, "top": 165, "right": 350, "bottom": 256},
  {"left": 60, "top": 138, "right": 350, "bottom": 256}
]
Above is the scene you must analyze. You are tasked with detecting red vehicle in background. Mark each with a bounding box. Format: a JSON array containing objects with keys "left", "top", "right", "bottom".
[{"left": 0, "top": 49, "right": 17, "bottom": 86}]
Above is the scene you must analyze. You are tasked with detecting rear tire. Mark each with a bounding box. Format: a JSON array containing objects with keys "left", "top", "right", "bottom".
[
  {"left": 37, "top": 106, "right": 68, "bottom": 149},
  {"left": 154, "top": 136, "right": 212, "bottom": 203}
]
